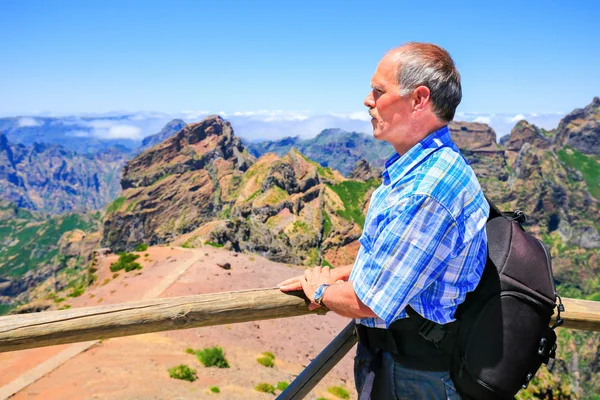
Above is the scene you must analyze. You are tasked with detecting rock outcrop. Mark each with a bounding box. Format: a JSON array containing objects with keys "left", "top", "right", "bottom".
[
  {"left": 449, "top": 121, "right": 503, "bottom": 151},
  {"left": 555, "top": 96, "right": 600, "bottom": 155},
  {"left": 103, "top": 116, "right": 256, "bottom": 252},
  {"left": 348, "top": 159, "right": 382, "bottom": 181}
]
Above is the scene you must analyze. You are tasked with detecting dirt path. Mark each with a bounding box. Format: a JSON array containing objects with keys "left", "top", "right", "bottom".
[
  {"left": 0, "top": 247, "right": 204, "bottom": 400},
  {"left": 1, "top": 246, "right": 357, "bottom": 400}
]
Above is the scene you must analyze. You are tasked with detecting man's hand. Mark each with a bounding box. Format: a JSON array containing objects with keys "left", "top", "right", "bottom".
[
  {"left": 278, "top": 266, "right": 341, "bottom": 311},
  {"left": 278, "top": 264, "right": 353, "bottom": 292}
]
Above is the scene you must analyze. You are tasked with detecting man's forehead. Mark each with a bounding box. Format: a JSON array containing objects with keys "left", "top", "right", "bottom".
[{"left": 372, "top": 54, "right": 399, "bottom": 87}]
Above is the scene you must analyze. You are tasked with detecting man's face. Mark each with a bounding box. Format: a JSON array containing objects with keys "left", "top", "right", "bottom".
[{"left": 364, "top": 53, "right": 413, "bottom": 144}]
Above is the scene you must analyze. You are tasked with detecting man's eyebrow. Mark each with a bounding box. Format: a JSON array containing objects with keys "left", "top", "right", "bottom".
[{"left": 371, "top": 84, "right": 384, "bottom": 91}]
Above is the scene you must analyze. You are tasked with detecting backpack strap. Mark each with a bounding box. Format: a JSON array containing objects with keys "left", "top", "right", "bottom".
[{"left": 485, "top": 195, "right": 503, "bottom": 221}]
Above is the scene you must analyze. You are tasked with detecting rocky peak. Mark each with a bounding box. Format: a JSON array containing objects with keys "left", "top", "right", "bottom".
[
  {"left": 121, "top": 116, "right": 254, "bottom": 189},
  {"left": 554, "top": 97, "right": 600, "bottom": 155},
  {"left": 505, "top": 120, "right": 552, "bottom": 152},
  {"left": 449, "top": 121, "right": 501, "bottom": 151},
  {"left": 349, "top": 159, "right": 382, "bottom": 181}
]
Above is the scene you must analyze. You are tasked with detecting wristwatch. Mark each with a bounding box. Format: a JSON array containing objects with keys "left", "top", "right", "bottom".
[{"left": 313, "top": 284, "right": 331, "bottom": 306}]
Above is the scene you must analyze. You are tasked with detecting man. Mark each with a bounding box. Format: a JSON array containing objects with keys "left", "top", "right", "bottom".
[{"left": 278, "top": 42, "right": 489, "bottom": 399}]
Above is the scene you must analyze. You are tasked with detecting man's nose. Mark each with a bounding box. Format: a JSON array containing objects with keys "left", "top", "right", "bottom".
[{"left": 364, "top": 92, "right": 375, "bottom": 108}]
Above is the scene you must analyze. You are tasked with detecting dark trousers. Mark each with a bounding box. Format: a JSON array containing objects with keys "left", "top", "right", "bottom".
[{"left": 354, "top": 343, "right": 461, "bottom": 400}]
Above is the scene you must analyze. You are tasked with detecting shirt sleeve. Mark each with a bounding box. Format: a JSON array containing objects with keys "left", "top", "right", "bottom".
[{"left": 351, "top": 194, "right": 463, "bottom": 327}]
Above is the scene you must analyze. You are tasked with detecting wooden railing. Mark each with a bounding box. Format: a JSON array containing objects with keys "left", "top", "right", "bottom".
[
  {"left": 1, "top": 290, "right": 600, "bottom": 399},
  {"left": 0, "top": 289, "right": 599, "bottom": 354}
]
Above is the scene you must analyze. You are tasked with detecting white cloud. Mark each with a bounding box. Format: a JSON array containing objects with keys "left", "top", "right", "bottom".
[
  {"left": 102, "top": 125, "right": 143, "bottom": 139},
  {"left": 508, "top": 114, "right": 526, "bottom": 123},
  {"left": 17, "top": 117, "right": 43, "bottom": 127},
  {"left": 68, "top": 130, "right": 91, "bottom": 137},
  {"left": 128, "top": 112, "right": 169, "bottom": 121},
  {"left": 473, "top": 116, "right": 491, "bottom": 124},
  {"left": 330, "top": 111, "right": 371, "bottom": 121},
  {"left": 181, "top": 110, "right": 210, "bottom": 121},
  {"left": 229, "top": 110, "right": 311, "bottom": 122},
  {"left": 70, "top": 119, "right": 145, "bottom": 139}
]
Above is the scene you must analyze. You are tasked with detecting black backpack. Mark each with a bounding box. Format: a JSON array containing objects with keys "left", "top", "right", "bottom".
[
  {"left": 355, "top": 198, "right": 564, "bottom": 400},
  {"left": 446, "top": 198, "right": 564, "bottom": 399}
]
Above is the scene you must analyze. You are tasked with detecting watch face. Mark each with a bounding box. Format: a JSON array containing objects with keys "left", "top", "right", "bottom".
[{"left": 315, "top": 284, "right": 328, "bottom": 305}]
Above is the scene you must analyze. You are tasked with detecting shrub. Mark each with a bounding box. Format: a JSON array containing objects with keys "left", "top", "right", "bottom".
[
  {"left": 168, "top": 364, "right": 197, "bottom": 382},
  {"left": 209, "top": 386, "right": 220, "bottom": 393},
  {"left": 328, "top": 386, "right": 350, "bottom": 399},
  {"left": 262, "top": 351, "right": 275, "bottom": 359},
  {"left": 205, "top": 241, "right": 224, "bottom": 248},
  {"left": 185, "top": 348, "right": 195, "bottom": 355},
  {"left": 196, "top": 346, "right": 230, "bottom": 368},
  {"left": 110, "top": 252, "right": 142, "bottom": 272},
  {"left": 276, "top": 381, "right": 289, "bottom": 391},
  {"left": 68, "top": 286, "right": 85, "bottom": 298},
  {"left": 254, "top": 383, "right": 275, "bottom": 394},
  {"left": 257, "top": 356, "right": 274, "bottom": 368},
  {"left": 135, "top": 243, "right": 149, "bottom": 252}
]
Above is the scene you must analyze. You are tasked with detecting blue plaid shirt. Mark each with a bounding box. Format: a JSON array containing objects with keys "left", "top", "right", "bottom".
[{"left": 350, "top": 126, "right": 489, "bottom": 329}]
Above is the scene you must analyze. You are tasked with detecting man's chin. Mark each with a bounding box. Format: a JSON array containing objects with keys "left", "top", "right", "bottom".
[{"left": 372, "top": 128, "right": 383, "bottom": 141}]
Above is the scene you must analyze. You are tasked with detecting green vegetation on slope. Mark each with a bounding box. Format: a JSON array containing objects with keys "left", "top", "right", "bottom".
[
  {"left": 557, "top": 146, "right": 600, "bottom": 198},
  {"left": 106, "top": 196, "right": 126, "bottom": 213},
  {"left": 0, "top": 205, "right": 99, "bottom": 278},
  {"left": 327, "top": 179, "right": 379, "bottom": 227}
]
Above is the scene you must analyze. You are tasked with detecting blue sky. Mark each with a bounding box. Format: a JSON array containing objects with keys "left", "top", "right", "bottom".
[{"left": 1, "top": 0, "right": 599, "bottom": 118}]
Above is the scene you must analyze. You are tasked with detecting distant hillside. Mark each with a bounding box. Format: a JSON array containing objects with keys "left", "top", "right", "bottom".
[
  {"left": 0, "top": 133, "right": 129, "bottom": 214},
  {"left": 0, "top": 200, "right": 102, "bottom": 308},
  {"left": 139, "top": 119, "right": 187, "bottom": 152},
  {"left": 244, "top": 128, "right": 395, "bottom": 176},
  {"left": 244, "top": 122, "right": 503, "bottom": 177},
  {"left": 0, "top": 116, "right": 141, "bottom": 154}
]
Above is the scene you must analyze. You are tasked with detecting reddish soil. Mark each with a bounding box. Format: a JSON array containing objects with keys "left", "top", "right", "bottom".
[{"left": 1, "top": 246, "right": 358, "bottom": 399}]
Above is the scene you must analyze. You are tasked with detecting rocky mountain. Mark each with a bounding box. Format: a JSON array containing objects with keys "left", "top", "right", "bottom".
[
  {"left": 139, "top": 119, "right": 187, "bottom": 152},
  {"left": 103, "top": 116, "right": 377, "bottom": 267},
  {"left": 0, "top": 133, "right": 128, "bottom": 214}
]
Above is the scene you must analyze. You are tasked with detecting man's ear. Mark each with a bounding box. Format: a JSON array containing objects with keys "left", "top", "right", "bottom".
[{"left": 412, "top": 86, "right": 431, "bottom": 113}]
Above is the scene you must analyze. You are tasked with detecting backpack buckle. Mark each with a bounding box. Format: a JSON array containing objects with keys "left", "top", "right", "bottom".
[
  {"left": 537, "top": 337, "right": 548, "bottom": 357},
  {"left": 522, "top": 372, "right": 533, "bottom": 389},
  {"left": 418, "top": 320, "right": 447, "bottom": 347}
]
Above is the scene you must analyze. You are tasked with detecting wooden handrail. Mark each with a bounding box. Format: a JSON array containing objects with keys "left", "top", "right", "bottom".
[
  {"left": 0, "top": 291, "right": 598, "bottom": 354},
  {"left": 0, "top": 288, "right": 324, "bottom": 354}
]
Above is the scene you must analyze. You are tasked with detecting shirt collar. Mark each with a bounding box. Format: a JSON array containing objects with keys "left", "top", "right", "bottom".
[{"left": 381, "top": 125, "right": 452, "bottom": 186}]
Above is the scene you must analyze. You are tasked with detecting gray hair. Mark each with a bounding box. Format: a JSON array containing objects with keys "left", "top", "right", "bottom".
[{"left": 393, "top": 43, "right": 462, "bottom": 122}]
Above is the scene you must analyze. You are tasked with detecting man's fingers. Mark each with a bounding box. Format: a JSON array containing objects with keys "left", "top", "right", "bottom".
[
  {"left": 279, "top": 282, "right": 303, "bottom": 292},
  {"left": 308, "top": 303, "right": 321, "bottom": 311},
  {"left": 277, "top": 276, "right": 302, "bottom": 287},
  {"left": 304, "top": 268, "right": 313, "bottom": 281}
]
